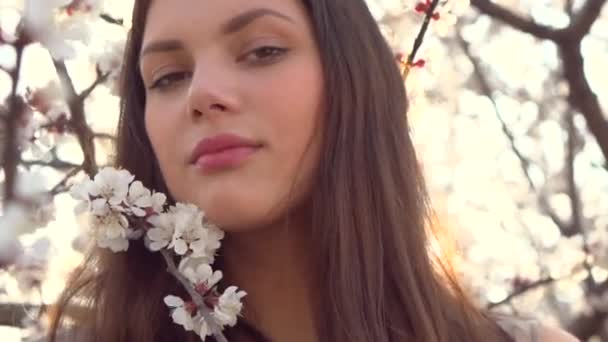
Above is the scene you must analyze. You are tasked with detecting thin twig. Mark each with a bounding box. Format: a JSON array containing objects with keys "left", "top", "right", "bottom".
[
  {"left": 93, "top": 132, "right": 117, "bottom": 141},
  {"left": 79, "top": 72, "right": 110, "bottom": 100},
  {"left": 402, "top": 0, "right": 441, "bottom": 78},
  {"left": 470, "top": 0, "right": 563, "bottom": 40},
  {"left": 487, "top": 276, "right": 556, "bottom": 309},
  {"left": 20, "top": 157, "right": 80, "bottom": 170},
  {"left": 99, "top": 13, "right": 124, "bottom": 26},
  {"left": 160, "top": 250, "right": 228, "bottom": 342},
  {"left": 50, "top": 165, "right": 83, "bottom": 195}
]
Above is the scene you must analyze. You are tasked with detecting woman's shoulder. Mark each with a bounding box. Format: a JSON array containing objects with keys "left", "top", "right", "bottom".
[{"left": 493, "top": 314, "right": 579, "bottom": 342}]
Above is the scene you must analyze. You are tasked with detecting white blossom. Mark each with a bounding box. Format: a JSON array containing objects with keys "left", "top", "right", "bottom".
[
  {"left": 26, "top": 81, "right": 66, "bottom": 116},
  {"left": 70, "top": 167, "right": 134, "bottom": 215},
  {"left": 15, "top": 171, "right": 56, "bottom": 225},
  {"left": 89, "top": 167, "right": 134, "bottom": 206},
  {"left": 164, "top": 295, "right": 196, "bottom": 331},
  {"left": 0, "top": 172, "right": 54, "bottom": 267},
  {"left": 146, "top": 212, "right": 175, "bottom": 251},
  {"left": 22, "top": 0, "right": 93, "bottom": 59},
  {"left": 88, "top": 203, "right": 132, "bottom": 252},
  {"left": 0, "top": 203, "right": 36, "bottom": 236},
  {"left": 448, "top": 0, "right": 470, "bottom": 15},
  {"left": 127, "top": 180, "right": 166, "bottom": 216},
  {"left": 179, "top": 258, "right": 223, "bottom": 292},
  {"left": 167, "top": 203, "right": 224, "bottom": 261},
  {"left": 432, "top": 0, "right": 470, "bottom": 37},
  {"left": 0, "top": 205, "right": 27, "bottom": 266},
  {"left": 0, "top": 171, "right": 55, "bottom": 241},
  {"left": 92, "top": 34, "right": 126, "bottom": 95},
  {"left": 163, "top": 295, "right": 214, "bottom": 339},
  {"left": 213, "top": 286, "right": 247, "bottom": 327},
  {"left": 11, "top": 236, "right": 51, "bottom": 292}
]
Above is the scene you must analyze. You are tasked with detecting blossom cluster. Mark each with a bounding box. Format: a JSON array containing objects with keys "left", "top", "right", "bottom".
[
  {"left": 18, "top": 0, "right": 103, "bottom": 59},
  {"left": 0, "top": 0, "right": 127, "bottom": 165},
  {"left": 70, "top": 167, "right": 246, "bottom": 341}
]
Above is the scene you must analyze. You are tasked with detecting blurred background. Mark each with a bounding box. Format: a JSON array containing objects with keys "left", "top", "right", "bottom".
[{"left": 0, "top": 0, "right": 606, "bottom": 340}]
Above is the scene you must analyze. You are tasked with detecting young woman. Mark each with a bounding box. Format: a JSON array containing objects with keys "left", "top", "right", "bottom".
[{"left": 49, "top": 0, "right": 578, "bottom": 341}]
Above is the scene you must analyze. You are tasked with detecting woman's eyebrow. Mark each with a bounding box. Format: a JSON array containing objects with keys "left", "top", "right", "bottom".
[
  {"left": 140, "top": 8, "right": 295, "bottom": 59},
  {"left": 221, "top": 7, "right": 295, "bottom": 35}
]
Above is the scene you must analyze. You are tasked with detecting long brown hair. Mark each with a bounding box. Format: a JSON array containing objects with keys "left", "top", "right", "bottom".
[{"left": 49, "top": 0, "right": 513, "bottom": 341}]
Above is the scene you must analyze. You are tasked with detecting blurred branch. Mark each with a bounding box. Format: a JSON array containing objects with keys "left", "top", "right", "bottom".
[
  {"left": 93, "top": 133, "right": 116, "bottom": 141},
  {"left": 469, "top": 0, "right": 562, "bottom": 40},
  {"left": 1, "top": 39, "right": 26, "bottom": 201},
  {"left": 50, "top": 165, "right": 83, "bottom": 195},
  {"left": 79, "top": 71, "right": 110, "bottom": 100},
  {"left": 456, "top": 31, "right": 575, "bottom": 236},
  {"left": 558, "top": 41, "right": 608, "bottom": 169},
  {"left": 99, "top": 13, "right": 124, "bottom": 26},
  {"left": 20, "top": 147, "right": 80, "bottom": 171},
  {"left": 21, "top": 157, "right": 80, "bottom": 170},
  {"left": 52, "top": 60, "right": 98, "bottom": 177},
  {"left": 471, "top": 0, "right": 607, "bottom": 41},
  {"left": 378, "top": 0, "right": 441, "bottom": 79},
  {"left": 568, "top": 309, "right": 608, "bottom": 340},
  {"left": 565, "top": 0, "right": 574, "bottom": 16},
  {"left": 0, "top": 302, "right": 90, "bottom": 328},
  {"left": 0, "top": 302, "right": 37, "bottom": 326},
  {"left": 487, "top": 276, "right": 556, "bottom": 309},
  {"left": 471, "top": 0, "right": 608, "bottom": 169},
  {"left": 564, "top": 110, "right": 595, "bottom": 283},
  {"left": 565, "top": 0, "right": 607, "bottom": 40},
  {"left": 407, "top": 0, "right": 440, "bottom": 67}
]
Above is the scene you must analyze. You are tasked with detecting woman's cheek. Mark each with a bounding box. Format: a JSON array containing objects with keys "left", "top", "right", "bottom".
[{"left": 194, "top": 147, "right": 305, "bottom": 231}]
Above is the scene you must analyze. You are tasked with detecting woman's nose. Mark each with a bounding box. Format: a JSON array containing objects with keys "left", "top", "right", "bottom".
[{"left": 186, "top": 68, "right": 240, "bottom": 119}]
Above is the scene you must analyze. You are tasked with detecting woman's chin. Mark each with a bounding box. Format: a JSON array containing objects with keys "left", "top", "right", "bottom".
[{"left": 202, "top": 206, "right": 273, "bottom": 233}]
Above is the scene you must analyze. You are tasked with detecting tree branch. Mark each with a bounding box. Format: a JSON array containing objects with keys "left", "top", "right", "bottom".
[
  {"left": 1, "top": 39, "right": 26, "bottom": 201},
  {"left": 564, "top": 110, "right": 595, "bottom": 282},
  {"left": 99, "top": 13, "right": 124, "bottom": 26},
  {"left": 93, "top": 133, "right": 116, "bottom": 141},
  {"left": 160, "top": 250, "right": 228, "bottom": 342},
  {"left": 79, "top": 71, "right": 110, "bottom": 101},
  {"left": 558, "top": 41, "right": 608, "bottom": 169},
  {"left": 456, "top": 31, "right": 575, "bottom": 236},
  {"left": 52, "top": 60, "right": 98, "bottom": 176},
  {"left": 471, "top": 0, "right": 608, "bottom": 167},
  {"left": 487, "top": 277, "right": 556, "bottom": 309},
  {"left": 564, "top": 0, "right": 608, "bottom": 40},
  {"left": 0, "top": 302, "right": 37, "bottom": 327},
  {"left": 407, "top": 0, "right": 441, "bottom": 67},
  {"left": 50, "top": 165, "right": 83, "bottom": 195},
  {"left": 470, "top": 0, "right": 563, "bottom": 40}
]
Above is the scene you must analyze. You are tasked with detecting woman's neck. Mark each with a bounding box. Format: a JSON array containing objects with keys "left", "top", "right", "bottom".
[{"left": 220, "top": 219, "right": 320, "bottom": 342}]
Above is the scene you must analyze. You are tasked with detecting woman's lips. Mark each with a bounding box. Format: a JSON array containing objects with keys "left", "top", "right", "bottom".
[
  {"left": 189, "top": 133, "right": 261, "bottom": 172},
  {"left": 193, "top": 146, "right": 260, "bottom": 172}
]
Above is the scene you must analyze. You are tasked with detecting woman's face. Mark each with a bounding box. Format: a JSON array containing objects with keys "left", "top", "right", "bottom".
[{"left": 141, "top": 0, "right": 324, "bottom": 231}]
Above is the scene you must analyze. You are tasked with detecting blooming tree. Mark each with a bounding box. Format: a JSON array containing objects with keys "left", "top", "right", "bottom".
[{"left": 1, "top": 0, "right": 607, "bottom": 340}]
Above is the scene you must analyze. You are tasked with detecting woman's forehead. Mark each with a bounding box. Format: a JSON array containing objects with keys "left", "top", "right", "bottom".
[{"left": 142, "top": 0, "right": 304, "bottom": 36}]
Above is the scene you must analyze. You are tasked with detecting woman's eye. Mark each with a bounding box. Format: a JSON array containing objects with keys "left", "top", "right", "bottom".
[
  {"left": 149, "top": 72, "right": 191, "bottom": 90},
  {"left": 243, "top": 46, "right": 288, "bottom": 64}
]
